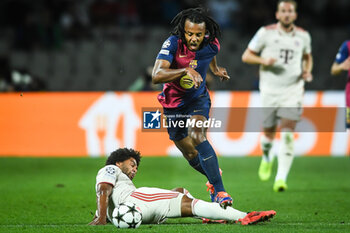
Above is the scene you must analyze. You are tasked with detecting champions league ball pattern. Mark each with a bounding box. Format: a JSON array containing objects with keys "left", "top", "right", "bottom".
[{"left": 112, "top": 202, "right": 142, "bottom": 228}]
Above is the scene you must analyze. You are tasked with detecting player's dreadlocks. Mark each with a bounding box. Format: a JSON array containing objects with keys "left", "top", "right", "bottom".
[
  {"left": 170, "top": 8, "right": 221, "bottom": 46},
  {"left": 106, "top": 148, "right": 141, "bottom": 166}
]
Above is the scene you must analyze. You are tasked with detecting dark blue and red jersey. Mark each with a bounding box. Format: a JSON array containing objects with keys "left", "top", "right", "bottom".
[
  {"left": 334, "top": 40, "right": 350, "bottom": 79},
  {"left": 334, "top": 40, "right": 350, "bottom": 109},
  {"left": 156, "top": 35, "right": 220, "bottom": 108}
]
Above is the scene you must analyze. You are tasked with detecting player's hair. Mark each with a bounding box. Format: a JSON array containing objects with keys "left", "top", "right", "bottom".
[
  {"left": 277, "top": 0, "right": 297, "bottom": 10},
  {"left": 106, "top": 148, "right": 141, "bottom": 167},
  {"left": 170, "top": 7, "right": 221, "bottom": 45}
]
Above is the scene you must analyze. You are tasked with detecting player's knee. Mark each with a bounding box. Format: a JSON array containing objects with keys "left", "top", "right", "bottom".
[
  {"left": 172, "top": 187, "right": 185, "bottom": 193},
  {"left": 181, "top": 195, "right": 194, "bottom": 217},
  {"left": 264, "top": 131, "right": 275, "bottom": 140},
  {"left": 281, "top": 130, "right": 294, "bottom": 144},
  {"left": 182, "top": 151, "right": 197, "bottom": 160},
  {"left": 263, "top": 126, "right": 276, "bottom": 139},
  {"left": 188, "top": 130, "right": 206, "bottom": 145}
]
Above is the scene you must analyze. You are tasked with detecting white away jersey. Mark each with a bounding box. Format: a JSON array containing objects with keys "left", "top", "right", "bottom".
[
  {"left": 248, "top": 23, "right": 312, "bottom": 94},
  {"left": 95, "top": 165, "right": 136, "bottom": 206}
]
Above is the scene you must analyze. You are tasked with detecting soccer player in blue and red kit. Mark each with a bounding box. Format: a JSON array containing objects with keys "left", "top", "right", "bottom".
[
  {"left": 152, "top": 8, "right": 232, "bottom": 208},
  {"left": 331, "top": 40, "right": 350, "bottom": 128}
]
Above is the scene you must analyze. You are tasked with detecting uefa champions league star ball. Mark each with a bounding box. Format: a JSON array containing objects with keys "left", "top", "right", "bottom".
[
  {"left": 180, "top": 75, "right": 194, "bottom": 89},
  {"left": 112, "top": 202, "right": 142, "bottom": 228}
]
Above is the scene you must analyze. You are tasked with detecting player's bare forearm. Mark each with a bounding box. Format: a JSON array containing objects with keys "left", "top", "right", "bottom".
[
  {"left": 242, "top": 49, "right": 276, "bottom": 66},
  {"left": 152, "top": 59, "right": 188, "bottom": 84},
  {"left": 209, "top": 56, "right": 219, "bottom": 73},
  {"left": 89, "top": 183, "right": 113, "bottom": 225},
  {"left": 331, "top": 58, "right": 350, "bottom": 76},
  {"left": 302, "top": 53, "right": 313, "bottom": 82},
  {"left": 302, "top": 53, "right": 313, "bottom": 73},
  {"left": 152, "top": 59, "right": 203, "bottom": 87},
  {"left": 209, "top": 57, "right": 230, "bottom": 81},
  {"left": 331, "top": 63, "right": 343, "bottom": 76},
  {"left": 88, "top": 215, "right": 106, "bottom": 225}
]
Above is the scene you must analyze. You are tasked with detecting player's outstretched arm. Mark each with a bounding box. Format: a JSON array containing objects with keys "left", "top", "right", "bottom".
[
  {"left": 242, "top": 49, "right": 276, "bottom": 66},
  {"left": 209, "top": 56, "right": 230, "bottom": 81},
  {"left": 88, "top": 183, "right": 113, "bottom": 225},
  {"left": 331, "top": 57, "right": 350, "bottom": 76},
  {"left": 152, "top": 59, "right": 202, "bottom": 88},
  {"left": 302, "top": 53, "right": 313, "bottom": 82}
]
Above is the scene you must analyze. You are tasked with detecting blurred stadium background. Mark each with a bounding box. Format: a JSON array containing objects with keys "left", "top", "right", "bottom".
[
  {"left": 0, "top": 0, "right": 349, "bottom": 92},
  {"left": 1, "top": 0, "right": 350, "bottom": 158},
  {"left": 1, "top": 1, "right": 350, "bottom": 232}
]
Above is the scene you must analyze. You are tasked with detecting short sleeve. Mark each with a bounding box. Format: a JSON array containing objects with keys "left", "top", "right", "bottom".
[
  {"left": 303, "top": 31, "right": 312, "bottom": 54},
  {"left": 156, "top": 36, "right": 179, "bottom": 63},
  {"left": 96, "top": 165, "right": 121, "bottom": 187},
  {"left": 248, "top": 27, "right": 266, "bottom": 53},
  {"left": 334, "top": 41, "right": 349, "bottom": 64},
  {"left": 210, "top": 38, "right": 220, "bottom": 53}
]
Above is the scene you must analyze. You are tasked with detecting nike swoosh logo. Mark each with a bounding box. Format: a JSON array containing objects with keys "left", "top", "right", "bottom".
[
  {"left": 202, "top": 155, "right": 213, "bottom": 161},
  {"left": 179, "top": 54, "right": 187, "bottom": 58},
  {"left": 193, "top": 110, "right": 202, "bottom": 112}
]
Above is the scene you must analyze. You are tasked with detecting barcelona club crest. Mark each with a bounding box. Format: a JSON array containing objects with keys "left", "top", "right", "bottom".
[{"left": 189, "top": 60, "right": 198, "bottom": 69}]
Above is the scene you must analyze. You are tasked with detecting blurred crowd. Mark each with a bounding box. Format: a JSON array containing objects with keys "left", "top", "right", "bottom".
[
  {"left": 0, "top": 0, "right": 349, "bottom": 51},
  {"left": 0, "top": 0, "right": 349, "bottom": 92}
]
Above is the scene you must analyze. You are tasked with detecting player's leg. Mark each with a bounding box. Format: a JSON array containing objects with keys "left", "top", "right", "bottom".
[
  {"left": 180, "top": 195, "right": 276, "bottom": 225},
  {"left": 180, "top": 195, "right": 244, "bottom": 220},
  {"left": 345, "top": 83, "right": 350, "bottom": 134},
  {"left": 164, "top": 107, "right": 208, "bottom": 177},
  {"left": 274, "top": 118, "right": 297, "bottom": 192},
  {"left": 128, "top": 187, "right": 185, "bottom": 224},
  {"left": 173, "top": 134, "right": 219, "bottom": 203},
  {"left": 188, "top": 114, "right": 232, "bottom": 208},
  {"left": 173, "top": 137, "right": 207, "bottom": 177},
  {"left": 172, "top": 186, "right": 227, "bottom": 224},
  {"left": 259, "top": 104, "right": 278, "bottom": 181},
  {"left": 347, "top": 107, "right": 350, "bottom": 155},
  {"left": 262, "top": 127, "right": 276, "bottom": 160},
  {"left": 259, "top": 126, "right": 276, "bottom": 181},
  {"left": 347, "top": 107, "right": 350, "bottom": 131},
  {"left": 171, "top": 187, "right": 195, "bottom": 199},
  {"left": 164, "top": 110, "right": 207, "bottom": 176}
]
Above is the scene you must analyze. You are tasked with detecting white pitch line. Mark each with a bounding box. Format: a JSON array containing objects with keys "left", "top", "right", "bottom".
[
  {"left": 1, "top": 222, "right": 349, "bottom": 227},
  {"left": 0, "top": 224, "right": 88, "bottom": 228}
]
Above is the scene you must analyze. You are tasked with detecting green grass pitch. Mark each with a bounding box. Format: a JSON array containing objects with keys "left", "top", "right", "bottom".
[{"left": 0, "top": 156, "right": 349, "bottom": 233}]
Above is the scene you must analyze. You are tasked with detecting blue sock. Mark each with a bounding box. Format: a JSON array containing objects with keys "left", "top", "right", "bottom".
[
  {"left": 188, "top": 155, "right": 207, "bottom": 177},
  {"left": 195, "top": 140, "right": 225, "bottom": 193}
]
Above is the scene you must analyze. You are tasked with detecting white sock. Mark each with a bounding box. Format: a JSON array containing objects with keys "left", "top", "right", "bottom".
[
  {"left": 269, "top": 140, "right": 278, "bottom": 161},
  {"left": 192, "top": 199, "right": 246, "bottom": 221},
  {"left": 275, "top": 130, "right": 294, "bottom": 181},
  {"left": 261, "top": 135, "right": 273, "bottom": 162},
  {"left": 183, "top": 188, "right": 195, "bottom": 199}
]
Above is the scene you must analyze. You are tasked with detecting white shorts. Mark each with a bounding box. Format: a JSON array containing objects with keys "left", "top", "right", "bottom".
[
  {"left": 125, "top": 187, "right": 184, "bottom": 224},
  {"left": 261, "top": 89, "right": 303, "bottom": 128}
]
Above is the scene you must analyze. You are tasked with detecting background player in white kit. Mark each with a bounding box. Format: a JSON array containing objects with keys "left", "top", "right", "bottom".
[
  {"left": 88, "top": 148, "right": 276, "bottom": 226},
  {"left": 242, "top": 0, "right": 313, "bottom": 192}
]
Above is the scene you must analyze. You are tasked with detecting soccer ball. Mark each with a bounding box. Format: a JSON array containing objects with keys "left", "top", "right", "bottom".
[
  {"left": 179, "top": 75, "right": 194, "bottom": 89},
  {"left": 112, "top": 202, "right": 142, "bottom": 228}
]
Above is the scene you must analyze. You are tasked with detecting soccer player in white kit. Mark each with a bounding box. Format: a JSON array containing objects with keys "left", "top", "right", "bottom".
[
  {"left": 88, "top": 148, "right": 276, "bottom": 225},
  {"left": 242, "top": 0, "right": 313, "bottom": 192}
]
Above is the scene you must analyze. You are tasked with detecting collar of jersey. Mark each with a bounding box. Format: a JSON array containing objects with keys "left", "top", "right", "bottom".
[{"left": 277, "top": 22, "right": 296, "bottom": 36}]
